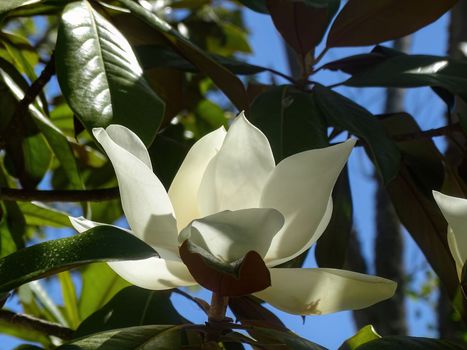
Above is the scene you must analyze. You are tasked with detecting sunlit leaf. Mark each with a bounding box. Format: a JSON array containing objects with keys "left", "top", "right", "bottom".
[
  {"left": 56, "top": 0, "right": 165, "bottom": 145},
  {"left": 0, "top": 226, "right": 158, "bottom": 293}
]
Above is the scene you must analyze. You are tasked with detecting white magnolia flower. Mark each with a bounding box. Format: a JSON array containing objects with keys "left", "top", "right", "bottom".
[
  {"left": 433, "top": 191, "right": 467, "bottom": 279},
  {"left": 70, "top": 112, "right": 396, "bottom": 315}
]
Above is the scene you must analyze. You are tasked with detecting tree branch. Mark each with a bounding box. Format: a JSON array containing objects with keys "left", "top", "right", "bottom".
[
  {"left": 13, "top": 51, "right": 55, "bottom": 121},
  {"left": 0, "top": 187, "right": 120, "bottom": 202},
  {"left": 0, "top": 309, "right": 74, "bottom": 340}
]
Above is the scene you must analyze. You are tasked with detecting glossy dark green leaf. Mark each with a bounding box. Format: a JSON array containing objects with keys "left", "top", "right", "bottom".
[
  {"left": 76, "top": 286, "right": 188, "bottom": 337},
  {"left": 56, "top": 1, "right": 165, "bottom": 145},
  {"left": 313, "top": 84, "right": 400, "bottom": 184},
  {"left": 249, "top": 327, "right": 328, "bottom": 350},
  {"left": 250, "top": 85, "right": 328, "bottom": 163},
  {"left": 355, "top": 336, "right": 466, "bottom": 350},
  {"left": 238, "top": 0, "right": 269, "bottom": 13},
  {"left": 0, "top": 0, "right": 41, "bottom": 15},
  {"left": 327, "top": 0, "right": 457, "bottom": 48},
  {"left": 59, "top": 325, "right": 193, "bottom": 350},
  {"left": 267, "top": 0, "right": 340, "bottom": 57},
  {"left": 339, "top": 325, "right": 380, "bottom": 350},
  {"left": 345, "top": 54, "right": 467, "bottom": 100},
  {"left": 117, "top": 0, "right": 248, "bottom": 111},
  {"left": 315, "top": 165, "right": 352, "bottom": 268},
  {"left": 0, "top": 225, "right": 158, "bottom": 293},
  {"left": 136, "top": 45, "right": 267, "bottom": 75}
]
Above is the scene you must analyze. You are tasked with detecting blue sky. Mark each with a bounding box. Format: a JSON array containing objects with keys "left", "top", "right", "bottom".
[{"left": 1, "top": 5, "right": 452, "bottom": 350}]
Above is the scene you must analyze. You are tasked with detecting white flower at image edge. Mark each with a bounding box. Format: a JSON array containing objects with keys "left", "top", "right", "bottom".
[
  {"left": 433, "top": 191, "right": 467, "bottom": 280},
  {"left": 70, "top": 112, "right": 396, "bottom": 315}
]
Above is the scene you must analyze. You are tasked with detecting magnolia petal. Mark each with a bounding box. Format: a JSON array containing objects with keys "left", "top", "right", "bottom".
[
  {"left": 70, "top": 216, "right": 194, "bottom": 290},
  {"left": 93, "top": 126, "right": 178, "bottom": 251},
  {"left": 69, "top": 216, "right": 180, "bottom": 261},
  {"left": 433, "top": 191, "right": 467, "bottom": 276},
  {"left": 262, "top": 139, "right": 356, "bottom": 266},
  {"left": 448, "top": 227, "right": 463, "bottom": 279},
  {"left": 108, "top": 258, "right": 197, "bottom": 290},
  {"left": 198, "top": 112, "right": 275, "bottom": 216},
  {"left": 169, "top": 127, "right": 226, "bottom": 232},
  {"left": 105, "top": 124, "right": 153, "bottom": 169},
  {"left": 254, "top": 268, "right": 397, "bottom": 315},
  {"left": 179, "top": 208, "right": 284, "bottom": 262}
]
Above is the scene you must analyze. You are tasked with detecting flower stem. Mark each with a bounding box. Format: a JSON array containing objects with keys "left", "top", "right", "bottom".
[{"left": 208, "top": 293, "right": 228, "bottom": 322}]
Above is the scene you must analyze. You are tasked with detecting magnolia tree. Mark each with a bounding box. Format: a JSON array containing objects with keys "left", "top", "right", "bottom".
[{"left": 0, "top": 0, "right": 466, "bottom": 349}]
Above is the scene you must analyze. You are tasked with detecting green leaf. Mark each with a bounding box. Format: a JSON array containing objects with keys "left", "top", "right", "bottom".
[
  {"left": 0, "top": 0, "right": 41, "bottom": 16},
  {"left": 117, "top": 0, "right": 248, "bottom": 111},
  {"left": 344, "top": 54, "right": 467, "bottom": 100},
  {"left": 135, "top": 44, "right": 267, "bottom": 75},
  {"left": 58, "top": 325, "right": 193, "bottom": 350},
  {"left": 267, "top": 0, "right": 340, "bottom": 56},
  {"left": 56, "top": 0, "right": 165, "bottom": 145},
  {"left": 18, "top": 202, "right": 72, "bottom": 228},
  {"left": 78, "top": 263, "right": 130, "bottom": 321},
  {"left": 315, "top": 165, "right": 352, "bottom": 268},
  {"left": 58, "top": 271, "right": 80, "bottom": 329},
  {"left": 248, "top": 326, "right": 328, "bottom": 350},
  {"left": 238, "top": 0, "right": 269, "bottom": 13},
  {"left": 250, "top": 85, "right": 328, "bottom": 163},
  {"left": 0, "top": 313, "right": 51, "bottom": 346},
  {"left": 76, "top": 286, "right": 188, "bottom": 337},
  {"left": 381, "top": 113, "right": 460, "bottom": 310},
  {"left": 313, "top": 84, "right": 400, "bottom": 184},
  {"left": 339, "top": 325, "right": 380, "bottom": 350},
  {"left": 355, "top": 336, "right": 466, "bottom": 350},
  {"left": 0, "top": 225, "right": 158, "bottom": 293},
  {"left": 0, "top": 57, "right": 84, "bottom": 190},
  {"left": 327, "top": 0, "right": 457, "bottom": 48}
]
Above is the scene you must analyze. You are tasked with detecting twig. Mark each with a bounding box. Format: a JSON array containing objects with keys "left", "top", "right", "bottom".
[
  {"left": 263, "top": 67, "right": 296, "bottom": 84},
  {"left": 391, "top": 123, "right": 463, "bottom": 142},
  {"left": 0, "top": 187, "right": 120, "bottom": 202},
  {"left": 313, "top": 47, "right": 329, "bottom": 67},
  {"left": 0, "top": 309, "right": 74, "bottom": 340},
  {"left": 173, "top": 289, "right": 209, "bottom": 315},
  {"left": 12, "top": 51, "right": 55, "bottom": 121}
]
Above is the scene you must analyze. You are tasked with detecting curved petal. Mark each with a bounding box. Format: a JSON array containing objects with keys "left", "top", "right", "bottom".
[
  {"left": 255, "top": 268, "right": 397, "bottom": 315},
  {"left": 198, "top": 112, "right": 275, "bottom": 216},
  {"left": 448, "top": 227, "right": 463, "bottom": 279},
  {"left": 105, "top": 124, "right": 153, "bottom": 169},
  {"left": 108, "top": 258, "right": 197, "bottom": 290},
  {"left": 262, "top": 139, "right": 356, "bottom": 266},
  {"left": 70, "top": 216, "right": 194, "bottom": 290},
  {"left": 93, "top": 126, "right": 178, "bottom": 251},
  {"left": 168, "top": 127, "right": 226, "bottom": 232},
  {"left": 179, "top": 208, "right": 284, "bottom": 262},
  {"left": 433, "top": 191, "right": 467, "bottom": 275},
  {"left": 69, "top": 216, "right": 179, "bottom": 261}
]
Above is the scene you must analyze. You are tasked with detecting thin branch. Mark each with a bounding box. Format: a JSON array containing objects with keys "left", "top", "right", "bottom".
[
  {"left": 12, "top": 51, "right": 55, "bottom": 121},
  {"left": 0, "top": 187, "right": 120, "bottom": 202},
  {"left": 0, "top": 309, "right": 74, "bottom": 340},
  {"left": 263, "top": 67, "right": 296, "bottom": 84},
  {"left": 312, "top": 47, "right": 329, "bottom": 68},
  {"left": 391, "top": 123, "right": 463, "bottom": 142}
]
